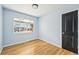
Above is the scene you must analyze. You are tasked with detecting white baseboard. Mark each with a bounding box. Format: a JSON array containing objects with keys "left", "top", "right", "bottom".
[
  {"left": 3, "top": 38, "right": 61, "bottom": 48},
  {"left": 3, "top": 38, "right": 38, "bottom": 48},
  {"left": 39, "top": 39, "right": 61, "bottom": 48}
]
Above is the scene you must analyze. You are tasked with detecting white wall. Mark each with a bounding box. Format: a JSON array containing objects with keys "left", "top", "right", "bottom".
[
  {"left": 0, "top": 5, "right": 3, "bottom": 54},
  {"left": 39, "top": 5, "right": 79, "bottom": 49},
  {"left": 3, "top": 8, "right": 39, "bottom": 47}
]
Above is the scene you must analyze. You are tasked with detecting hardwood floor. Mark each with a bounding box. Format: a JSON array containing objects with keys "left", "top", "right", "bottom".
[{"left": 1, "top": 39, "right": 75, "bottom": 55}]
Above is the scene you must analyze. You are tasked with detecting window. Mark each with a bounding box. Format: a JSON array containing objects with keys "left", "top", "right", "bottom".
[{"left": 13, "top": 18, "right": 34, "bottom": 33}]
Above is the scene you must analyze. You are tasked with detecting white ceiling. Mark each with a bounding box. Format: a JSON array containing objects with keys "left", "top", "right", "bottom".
[
  {"left": 2, "top": 4, "right": 79, "bottom": 17},
  {"left": 2, "top": 4, "right": 64, "bottom": 17}
]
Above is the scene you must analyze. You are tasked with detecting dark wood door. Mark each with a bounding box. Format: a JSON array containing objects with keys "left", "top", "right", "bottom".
[{"left": 62, "top": 10, "right": 78, "bottom": 54}]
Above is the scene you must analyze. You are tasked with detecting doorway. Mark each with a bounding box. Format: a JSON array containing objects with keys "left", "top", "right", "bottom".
[{"left": 62, "top": 10, "right": 78, "bottom": 54}]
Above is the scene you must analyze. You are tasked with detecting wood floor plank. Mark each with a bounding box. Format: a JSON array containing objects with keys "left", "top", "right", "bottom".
[{"left": 1, "top": 39, "right": 75, "bottom": 55}]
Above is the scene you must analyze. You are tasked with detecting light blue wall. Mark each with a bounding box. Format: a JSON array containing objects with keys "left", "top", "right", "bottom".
[
  {"left": 0, "top": 5, "right": 3, "bottom": 53},
  {"left": 39, "top": 11, "right": 61, "bottom": 47},
  {"left": 3, "top": 8, "right": 39, "bottom": 47}
]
